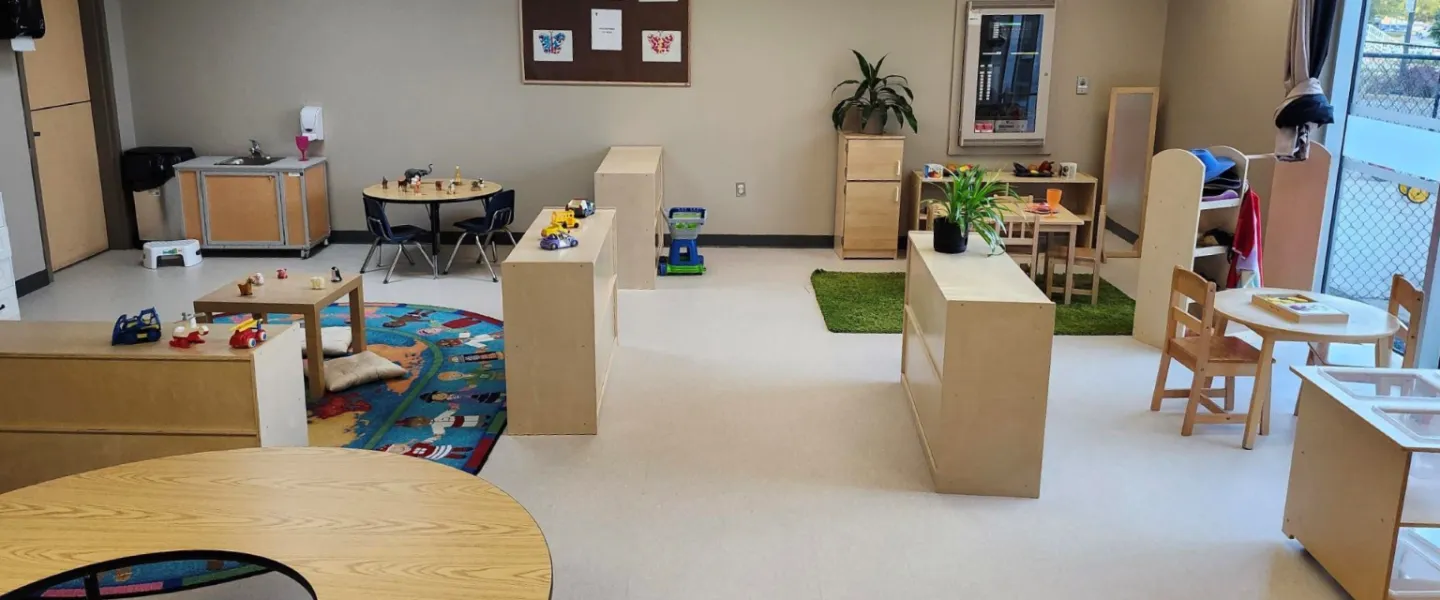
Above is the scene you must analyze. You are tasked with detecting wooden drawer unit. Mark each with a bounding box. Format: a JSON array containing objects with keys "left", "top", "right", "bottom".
[{"left": 835, "top": 133, "right": 905, "bottom": 259}]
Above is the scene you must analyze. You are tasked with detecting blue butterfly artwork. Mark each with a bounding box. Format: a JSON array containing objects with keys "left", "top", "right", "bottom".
[{"left": 540, "top": 31, "right": 567, "bottom": 54}]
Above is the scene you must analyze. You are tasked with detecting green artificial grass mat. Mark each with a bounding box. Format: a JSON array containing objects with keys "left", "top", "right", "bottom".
[{"left": 810, "top": 270, "right": 1135, "bottom": 336}]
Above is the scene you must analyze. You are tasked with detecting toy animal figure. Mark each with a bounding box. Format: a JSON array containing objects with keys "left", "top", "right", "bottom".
[
  {"left": 381, "top": 177, "right": 389, "bottom": 190},
  {"left": 238, "top": 280, "right": 255, "bottom": 296},
  {"left": 434, "top": 180, "right": 444, "bottom": 191},
  {"left": 403, "top": 164, "right": 433, "bottom": 188},
  {"left": 471, "top": 180, "right": 481, "bottom": 191},
  {"left": 276, "top": 268, "right": 289, "bottom": 280},
  {"left": 446, "top": 181, "right": 457, "bottom": 195},
  {"left": 331, "top": 266, "right": 343, "bottom": 282},
  {"left": 384, "top": 308, "right": 435, "bottom": 328},
  {"left": 250, "top": 272, "right": 265, "bottom": 286},
  {"left": 310, "top": 276, "right": 326, "bottom": 290}
]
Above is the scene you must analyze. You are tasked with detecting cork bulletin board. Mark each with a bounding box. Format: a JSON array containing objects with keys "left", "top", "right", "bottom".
[{"left": 520, "top": 0, "right": 691, "bottom": 86}]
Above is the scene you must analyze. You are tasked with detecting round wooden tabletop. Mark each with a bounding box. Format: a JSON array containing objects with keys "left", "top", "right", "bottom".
[
  {"left": 0, "top": 448, "right": 552, "bottom": 600},
  {"left": 363, "top": 178, "right": 502, "bottom": 204},
  {"left": 1214, "top": 287, "right": 1402, "bottom": 343}
]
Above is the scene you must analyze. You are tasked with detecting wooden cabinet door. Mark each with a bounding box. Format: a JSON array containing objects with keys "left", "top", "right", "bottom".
[
  {"left": 204, "top": 175, "right": 282, "bottom": 243},
  {"left": 22, "top": 0, "right": 90, "bottom": 110},
  {"left": 30, "top": 103, "right": 106, "bottom": 269},
  {"left": 842, "top": 182, "right": 901, "bottom": 252},
  {"left": 845, "top": 139, "right": 905, "bottom": 181}
]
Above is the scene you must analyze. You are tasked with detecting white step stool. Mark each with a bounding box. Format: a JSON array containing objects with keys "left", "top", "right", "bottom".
[{"left": 142, "top": 239, "right": 202, "bottom": 269}]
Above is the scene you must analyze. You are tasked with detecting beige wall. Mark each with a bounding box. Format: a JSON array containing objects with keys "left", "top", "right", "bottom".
[
  {"left": 118, "top": 0, "right": 1168, "bottom": 235},
  {"left": 1159, "top": 0, "right": 1293, "bottom": 204},
  {"left": 0, "top": 52, "right": 45, "bottom": 278}
]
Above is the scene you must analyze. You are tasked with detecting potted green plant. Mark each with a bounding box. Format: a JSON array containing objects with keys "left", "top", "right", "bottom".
[
  {"left": 924, "top": 166, "right": 1012, "bottom": 254},
  {"left": 831, "top": 51, "right": 918, "bottom": 135}
]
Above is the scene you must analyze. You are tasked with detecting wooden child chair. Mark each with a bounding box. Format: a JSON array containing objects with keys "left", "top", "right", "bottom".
[
  {"left": 1046, "top": 206, "right": 1107, "bottom": 305},
  {"left": 1295, "top": 274, "right": 1423, "bottom": 415},
  {"left": 1149, "top": 267, "right": 1268, "bottom": 440}
]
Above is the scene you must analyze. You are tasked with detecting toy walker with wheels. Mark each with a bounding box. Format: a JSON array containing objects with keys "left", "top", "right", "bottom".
[{"left": 659, "top": 207, "right": 706, "bottom": 276}]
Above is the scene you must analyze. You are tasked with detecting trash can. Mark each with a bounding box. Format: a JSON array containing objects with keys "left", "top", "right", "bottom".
[{"left": 122, "top": 147, "right": 196, "bottom": 242}]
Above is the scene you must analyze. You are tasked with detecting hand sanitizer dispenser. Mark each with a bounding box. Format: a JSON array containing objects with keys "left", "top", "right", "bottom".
[{"left": 300, "top": 106, "right": 324, "bottom": 141}]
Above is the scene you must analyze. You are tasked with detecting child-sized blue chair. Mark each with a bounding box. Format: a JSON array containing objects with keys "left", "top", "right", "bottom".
[
  {"left": 361, "top": 196, "right": 435, "bottom": 284},
  {"left": 444, "top": 189, "right": 518, "bottom": 282}
]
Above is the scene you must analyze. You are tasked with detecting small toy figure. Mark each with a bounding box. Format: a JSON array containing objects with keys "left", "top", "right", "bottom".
[
  {"left": 471, "top": 180, "right": 481, "bottom": 191},
  {"left": 250, "top": 272, "right": 265, "bottom": 286},
  {"left": 310, "top": 276, "right": 326, "bottom": 290},
  {"left": 403, "top": 164, "right": 433, "bottom": 188},
  {"left": 567, "top": 198, "right": 595, "bottom": 219},
  {"left": 381, "top": 177, "right": 389, "bottom": 190},
  {"left": 238, "top": 280, "right": 255, "bottom": 296},
  {"left": 447, "top": 181, "right": 457, "bottom": 195},
  {"left": 550, "top": 209, "right": 580, "bottom": 230},
  {"left": 379, "top": 437, "right": 473, "bottom": 461},
  {"left": 228, "top": 318, "right": 268, "bottom": 349},
  {"left": 276, "top": 268, "right": 289, "bottom": 280},
  {"left": 331, "top": 266, "right": 343, "bottom": 282},
  {"left": 453, "top": 165, "right": 462, "bottom": 183},
  {"left": 434, "top": 180, "right": 444, "bottom": 191},
  {"left": 111, "top": 308, "right": 163, "bottom": 345}
]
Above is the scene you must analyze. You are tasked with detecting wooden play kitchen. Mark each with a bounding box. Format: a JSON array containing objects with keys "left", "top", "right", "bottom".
[
  {"left": 175, "top": 156, "right": 331, "bottom": 258},
  {"left": 595, "top": 146, "right": 664, "bottom": 289},
  {"left": 0, "top": 321, "right": 306, "bottom": 493},
  {"left": 0, "top": 448, "right": 552, "bottom": 600},
  {"left": 835, "top": 133, "right": 906, "bottom": 259},
  {"left": 193, "top": 273, "right": 367, "bottom": 399},
  {"left": 1283, "top": 367, "right": 1440, "bottom": 600},
  {"left": 901, "top": 231, "right": 1054, "bottom": 497},
  {"left": 503, "top": 208, "right": 619, "bottom": 435}
]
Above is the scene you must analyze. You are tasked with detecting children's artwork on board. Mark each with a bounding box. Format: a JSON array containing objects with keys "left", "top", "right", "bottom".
[
  {"left": 642, "top": 30, "right": 682, "bottom": 62},
  {"left": 534, "top": 29, "right": 573, "bottom": 62}
]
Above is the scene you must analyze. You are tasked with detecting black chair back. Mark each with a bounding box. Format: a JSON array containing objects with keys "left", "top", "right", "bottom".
[
  {"left": 479, "top": 190, "right": 516, "bottom": 232},
  {"left": 364, "top": 197, "right": 396, "bottom": 240}
]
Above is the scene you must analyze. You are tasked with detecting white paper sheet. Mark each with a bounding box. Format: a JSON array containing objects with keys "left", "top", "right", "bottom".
[
  {"left": 641, "top": 30, "right": 682, "bottom": 63},
  {"left": 533, "top": 29, "right": 573, "bottom": 62},
  {"left": 591, "top": 9, "right": 622, "bottom": 51}
]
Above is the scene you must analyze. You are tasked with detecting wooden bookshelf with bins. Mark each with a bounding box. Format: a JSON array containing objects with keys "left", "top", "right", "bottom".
[
  {"left": 1132, "top": 147, "right": 1248, "bottom": 349},
  {"left": 904, "top": 171, "right": 1102, "bottom": 251}
]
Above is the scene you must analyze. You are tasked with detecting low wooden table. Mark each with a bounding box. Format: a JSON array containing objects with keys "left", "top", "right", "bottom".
[
  {"left": 503, "top": 208, "right": 619, "bottom": 435},
  {"left": 1212, "top": 288, "right": 1402, "bottom": 449},
  {"left": 902, "top": 231, "right": 1055, "bottom": 497},
  {"left": 194, "top": 273, "right": 367, "bottom": 399},
  {"left": 0, "top": 447, "right": 553, "bottom": 600}
]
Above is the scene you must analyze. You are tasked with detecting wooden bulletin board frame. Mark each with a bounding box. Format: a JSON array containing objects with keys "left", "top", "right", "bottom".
[{"left": 520, "top": 0, "right": 692, "bottom": 86}]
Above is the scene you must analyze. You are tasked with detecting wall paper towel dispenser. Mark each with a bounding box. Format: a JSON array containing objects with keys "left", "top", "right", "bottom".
[{"left": 300, "top": 106, "right": 324, "bottom": 141}]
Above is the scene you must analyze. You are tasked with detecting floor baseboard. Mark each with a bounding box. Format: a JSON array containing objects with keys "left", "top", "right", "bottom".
[
  {"left": 333, "top": 231, "right": 833, "bottom": 249},
  {"left": 15, "top": 270, "right": 51, "bottom": 298}
]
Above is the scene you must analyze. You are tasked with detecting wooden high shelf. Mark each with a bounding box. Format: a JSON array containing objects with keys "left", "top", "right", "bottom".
[
  {"left": 905, "top": 171, "right": 1102, "bottom": 251},
  {"left": 1284, "top": 367, "right": 1440, "bottom": 600},
  {"left": 835, "top": 133, "right": 905, "bottom": 259},
  {"left": 0, "top": 321, "right": 307, "bottom": 492},
  {"left": 1132, "top": 147, "right": 1248, "bottom": 349},
  {"left": 502, "top": 209, "right": 619, "bottom": 435},
  {"left": 595, "top": 146, "right": 664, "bottom": 290}
]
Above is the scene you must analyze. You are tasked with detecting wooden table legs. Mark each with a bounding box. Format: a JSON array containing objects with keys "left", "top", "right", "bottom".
[
  {"left": 1064, "top": 226, "right": 1077, "bottom": 305},
  {"left": 1243, "top": 337, "right": 1278, "bottom": 450},
  {"left": 303, "top": 308, "right": 326, "bottom": 400},
  {"left": 349, "top": 285, "right": 367, "bottom": 353}
]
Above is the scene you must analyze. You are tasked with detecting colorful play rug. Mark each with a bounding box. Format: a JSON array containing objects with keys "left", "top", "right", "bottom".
[
  {"left": 30, "top": 303, "right": 506, "bottom": 599},
  {"left": 811, "top": 270, "right": 1136, "bottom": 336}
]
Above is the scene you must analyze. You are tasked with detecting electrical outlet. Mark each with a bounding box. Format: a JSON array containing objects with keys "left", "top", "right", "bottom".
[
  {"left": 736, "top": 183, "right": 747, "bottom": 198},
  {"left": 1076, "top": 76, "right": 1090, "bottom": 95}
]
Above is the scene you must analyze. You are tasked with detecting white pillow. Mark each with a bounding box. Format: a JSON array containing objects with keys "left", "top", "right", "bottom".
[
  {"left": 302, "top": 326, "right": 354, "bottom": 358},
  {"left": 323, "top": 351, "right": 407, "bottom": 392}
]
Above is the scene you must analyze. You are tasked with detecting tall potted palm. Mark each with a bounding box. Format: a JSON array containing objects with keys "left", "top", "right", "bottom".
[
  {"left": 831, "top": 51, "right": 918, "bottom": 134},
  {"left": 924, "top": 167, "right": 1012, "bottom": 254}
]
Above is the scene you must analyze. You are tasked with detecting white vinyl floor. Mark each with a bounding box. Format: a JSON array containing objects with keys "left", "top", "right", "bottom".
[{"left": 18, "top": 240, "right": 1348, "bottom": 600}]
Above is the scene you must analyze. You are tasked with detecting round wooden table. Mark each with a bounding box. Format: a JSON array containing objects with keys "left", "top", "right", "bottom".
[
  {"left": 363, "top": 179, "right": 503, "bottom": 278},
  {"left": 0, "top": 448, "right": 551, "bottom": 600},
  {"left": 1214, "top": 288, "right": 1402, "bottom": 449}
]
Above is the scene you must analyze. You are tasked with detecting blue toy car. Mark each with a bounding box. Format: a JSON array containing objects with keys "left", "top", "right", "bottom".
[
  {"left": 112, "top": 308, "right": 163, "bottom": 345},
  {"left": 540, "top": 232, "right": 579, "bottom": 251}
]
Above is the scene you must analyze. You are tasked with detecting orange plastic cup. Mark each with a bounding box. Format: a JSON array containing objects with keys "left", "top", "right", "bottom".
[{"left": 1046, "top": 188, "right": 1063, "bottom": 210}]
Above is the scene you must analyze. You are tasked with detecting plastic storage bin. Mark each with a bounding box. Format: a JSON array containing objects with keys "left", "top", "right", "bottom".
[{"left": 1393, "top": 529, "right": 1440, "bottom": 598}]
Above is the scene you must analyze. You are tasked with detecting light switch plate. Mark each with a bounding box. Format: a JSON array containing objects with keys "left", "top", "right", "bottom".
[
  {"left": 736, "top": 183, "right": 747, "bottom": 198},
  {"left": 1076, "top": 76, "right": 1090, "bottom": 95}
]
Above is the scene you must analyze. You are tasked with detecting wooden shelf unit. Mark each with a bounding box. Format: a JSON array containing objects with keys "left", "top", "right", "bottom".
[
  {"left": 1263, "top": 142, "right": 1334, "bottom": 290},
  {"left": 1132, "top": 147, "right": 1248, "bottom": 349},
  {"left": 902, "top": 231, "right": 1055, "bottom": 497},
  {"left": 835, "top": 133, "right": 905, "bottom": 259},
  {"left": 502, "top": 209, "right": 619, "bottom": 435},
  {"left": 0, "top": 321, "right": 307, "bottom": 492},
  {"left": 905, "top": 171, "right": 1101, "bottom": 249},
  {"left": 595, "top": 146, "right": 664, "bottom": 290}
]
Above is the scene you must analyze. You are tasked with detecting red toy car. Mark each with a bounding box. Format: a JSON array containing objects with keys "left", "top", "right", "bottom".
[{"left": 228, "top": 318, "right": 269, "bottom": 349}]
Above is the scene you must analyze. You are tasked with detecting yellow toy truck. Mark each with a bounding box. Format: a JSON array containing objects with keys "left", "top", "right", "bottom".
[{"left": 550, "top": 209, "right": 579, "bottom": 230}]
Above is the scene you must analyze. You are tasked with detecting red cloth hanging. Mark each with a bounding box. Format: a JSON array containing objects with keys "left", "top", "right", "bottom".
[{"left": 1228, "top": 189, "right": 1264, "bottom": 288}]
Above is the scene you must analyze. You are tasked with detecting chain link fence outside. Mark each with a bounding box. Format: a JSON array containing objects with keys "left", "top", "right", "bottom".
[
  {"left": 1324, "top": 162, "right": 1435, "bottom": 302},
  {"left": 1356, "top": 41, "right": 1440, "bottom": 122}
]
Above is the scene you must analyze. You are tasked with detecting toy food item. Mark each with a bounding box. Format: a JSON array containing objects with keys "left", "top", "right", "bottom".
[{"left": 310, "top": 276, "right": 326, "bottom": 290}]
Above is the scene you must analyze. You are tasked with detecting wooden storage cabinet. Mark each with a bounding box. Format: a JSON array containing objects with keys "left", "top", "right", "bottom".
[
  {"left": 836, "top": 133, "right": 905, "bottom": 259},
  {"left": 176, "top": 157, "right": 331, "bottom": 257},
  {"left": 503, "top": 209, "right": 619, "bottom": 435},
  {"left": 595, "top": 146, "right": 664, "bottom": 290}
]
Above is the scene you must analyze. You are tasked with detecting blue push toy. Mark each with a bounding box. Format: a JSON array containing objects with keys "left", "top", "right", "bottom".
[
  {"left": 659, "top": 207, "right": 706, "bottom": 276},
  {"left": 112, "top": 308, "right": 163, "bottom": 345}
]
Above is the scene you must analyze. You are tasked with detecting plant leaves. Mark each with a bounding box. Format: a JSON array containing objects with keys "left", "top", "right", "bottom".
[
  {"left": 852, "top": 50, "right": 874, "bottom": 83},
  {"left": 830, "top": 79, "right": 861, "bottom": 96},
  {"left": 872, "top": 54, "right": 888, "bottom": 78}
]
